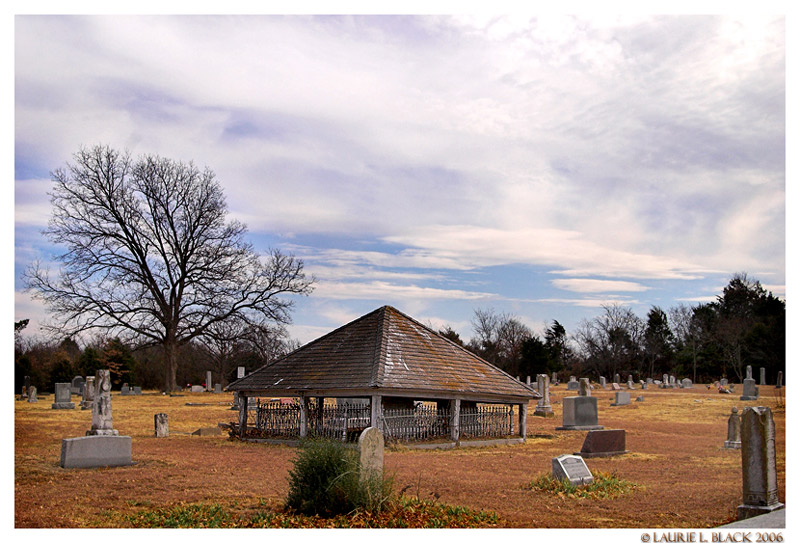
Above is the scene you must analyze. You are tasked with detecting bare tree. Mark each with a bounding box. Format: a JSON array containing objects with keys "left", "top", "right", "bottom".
[
  {"left": 574, "top": 303, "right": 643, "bottom": 379},
  {"left": 25, "top": 145, "right": 314, "bottom": 391}
]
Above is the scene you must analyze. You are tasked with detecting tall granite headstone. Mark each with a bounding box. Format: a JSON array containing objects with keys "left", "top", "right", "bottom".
[
  {"left": 759, "top": 367, "right": 766, "bottom": 386},
  {"left": 87, "top": 370, "right": 118, "bottom": 436},
  {"left": 776, "top": 371, "right": 782, "bottom": 389},
  {"left": 736, "top": 407, "right": 784, "bottom": 520},
  {"left": 206, "top": 371, "right": 213, "bottom": 392},
  {"left": 723, "top": 407, "right": 741, "bottom": 449},
  {"left": 533, "top": 374, "right": 553, "bottom": 417},
  {"left": 81, "top": 376, "right": 95, "bottom": 410}
]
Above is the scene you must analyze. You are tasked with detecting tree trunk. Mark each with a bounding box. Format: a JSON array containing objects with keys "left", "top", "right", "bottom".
[{"left": 164, "top": 338, "right": 179, "bottom": 392}]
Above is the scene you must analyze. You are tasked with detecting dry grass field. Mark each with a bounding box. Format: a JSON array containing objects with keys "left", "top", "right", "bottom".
[{"left": 14, "top": 384, "right": 785, "bottom": 528}]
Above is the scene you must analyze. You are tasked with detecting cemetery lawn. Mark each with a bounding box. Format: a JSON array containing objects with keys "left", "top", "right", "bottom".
[{"left": 14, "top": 386, "right": 785, "bottom": 528}]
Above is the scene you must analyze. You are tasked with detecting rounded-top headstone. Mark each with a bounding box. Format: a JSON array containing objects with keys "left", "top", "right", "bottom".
[{"left": 358, "top": 426, "right": 384, "bottom": 481}]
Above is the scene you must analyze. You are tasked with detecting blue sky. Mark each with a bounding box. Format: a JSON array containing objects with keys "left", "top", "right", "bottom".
[{"left": 13, "top": 14, "right": 786, "bottom": 347}]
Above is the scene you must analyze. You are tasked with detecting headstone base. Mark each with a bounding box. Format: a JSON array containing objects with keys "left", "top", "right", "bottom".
[
  {"left": 737, "top": 502, "right": 784, "bottom": 521},
  {"left": 51, "top": 402, "right": 75, "bottom": 410},
  {"left": 60, "top": 435, "right": 132, "bottom": 469},
  {"left": 556, "top": 424, "right": 604, "bottom": 431},
  {"left": 533, "top": 407, "right": 554, "bottom": 417},
  {"left": 723, "top": 440, "right": 741, "bottom": 450},
  {"left": 739, "top": 396, "right": 759, "bottom": 401}
]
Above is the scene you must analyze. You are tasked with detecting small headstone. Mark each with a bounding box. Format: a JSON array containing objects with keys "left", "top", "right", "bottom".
[
  {"left": 121, "top": 383, "right": 130, "bottom": 396},
  {"left": 720, "top": 378, "right": 729, "bottom": 387},
  {"left": 213, "top": 383, "right": 222, "bottom": 394},
  {"left": 599, "top": 376, "right": 607, "bottom": 389},
  {"left": 133, "top": 386, "right": 142, "bottom": 395},
  {"left": 60, "top": 435, "right": 132, "bottom": 469},
  {"left": 567, "top": 376, "right": 579, "bottom": 391},
  {"left": 759, "top": 367, "right": 766, "bottom": 386},
  {"left": 154, "top": 413, "right": 169, "bottom": 438},
  {"left": 191, "top": 385, "right": 204, "bottom": 393},
  {"left": 627, "top": 380, "right": 635, "bottom": 390},
  {"left": 237, "top": 366, "right": 246, "bottom": 379},
  {"left": 681, "top": 378, "right": 692, "bottom": 389},
  {"left": 87, "top": 370, "right": 118, "bottom": 436},
  {"left": 611, "top": 391, "right": 631, "bottom": 406},
  {"left": 669, "top": 375, "right": 677, "bottom": 387},
  {"left": 192, "top": 426, "right": 222, "bottom": 436},
  {"left": 646, "top": 378, "right": 653, "bottom": 385},
  {"left": 614, "top": 373, "right": 620, "bottom": 384},
  {"left": 71, "top": 376, "right": 85, "bottom": 395},
  {"left": 577, "top": 429, "right": 628, "bottom": 458},
  {"left": 635, "top": 395, "right": 644, "bottom": 402},
  {"left": 740, "top": 365, "right": 759, "bottom": 400},
  {"left": 206, "top": 371, "right": 212, "bottom": 392},
  {"left": 736, "top": 407, "right": 784, "bottom": 520},
  {"left": 27, "top": 386, "right": 38, "bottom": 403},
  {"left": 358, "top": 427, "right": 384, "bottom": 482},
  {"left": 640, "top": 381, "right": 647, "bottom": 390},
  {"left": 552, "top": 454, "right": 594, "bottom": 486},
  {"left": 51, "top": 383, "right": 75, "bottom": 409},
  {"left": 723, "top": 407, "right": 741, "bottom": 449},
  {"left": 578, "top": 378, "right": 591, "bottom": 397},
  {"left": 776, "top": 371, "right": 782, "bottom": 389},
  {"left": 533, "top": 374, "right": 554, "bottom": 417},
  {"left": 611, "top": 383, "right": 621, "bottom": 391}
]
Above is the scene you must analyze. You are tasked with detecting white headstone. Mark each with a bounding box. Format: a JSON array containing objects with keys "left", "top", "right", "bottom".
[
  {"left": 552, "top": 454, "right": 594, "bottom": 486},
  {"left": 358, "top": 427, "right": 384, "bottom": 482}
]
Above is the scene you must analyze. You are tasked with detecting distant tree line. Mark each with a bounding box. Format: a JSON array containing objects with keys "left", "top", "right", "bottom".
[
  {"left": 14, "top": 321, "right": 297, "bottom": 393},
  {"left": 444, "top": 273, "right": 784, "bottom": 384}
]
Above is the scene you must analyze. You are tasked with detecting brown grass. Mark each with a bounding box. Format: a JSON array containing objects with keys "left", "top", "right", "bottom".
[{"left": 14, "top": 385, "right": 785, "bottom": 528}]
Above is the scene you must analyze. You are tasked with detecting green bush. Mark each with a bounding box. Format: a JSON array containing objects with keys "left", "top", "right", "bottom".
[{"left": 285, "top": 438, "right": 393, "bottom": 517}]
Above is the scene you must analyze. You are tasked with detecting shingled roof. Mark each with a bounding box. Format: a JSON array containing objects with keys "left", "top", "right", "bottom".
[{"left": 227, "top": 305, "right": 538, "bottom": 403}]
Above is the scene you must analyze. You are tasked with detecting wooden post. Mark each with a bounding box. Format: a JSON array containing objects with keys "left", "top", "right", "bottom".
[
  {"left": 518, "top": 401, "right": 527, "bottom": 440},
  {"left": 371, "top": 394, "right": 382, "bottom": 432},
  {"left": 299, "top": 395, "right": 308, "bottom": 438},
  {"left": 449, "top": 398, "right": 461, "bottom": 442},
  {"left": 238, "top": 393, "right": 248, "bottom": 439}
]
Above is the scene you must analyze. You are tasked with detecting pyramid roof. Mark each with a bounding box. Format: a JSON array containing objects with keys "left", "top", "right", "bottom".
[{"left": 227, "top": 305, "right": 538, "bottom": 403}]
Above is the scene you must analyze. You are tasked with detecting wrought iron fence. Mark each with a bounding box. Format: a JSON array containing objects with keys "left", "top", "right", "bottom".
[
  {"left": 460, "top": 405, "right": 514, "bottom": 438},
  {"left": 308, "top": 403, "right": 371, "bottom": 442},
  {"left": 254, "top": 400, "right": 301, "bottom": 437},
  {"left": 381, "top": 405, "right": 449, "bottom": 442}
]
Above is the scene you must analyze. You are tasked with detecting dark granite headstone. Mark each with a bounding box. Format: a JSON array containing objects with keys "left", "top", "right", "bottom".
[{"left": 576, "top": 429, "right": 628, "bottom": 458}]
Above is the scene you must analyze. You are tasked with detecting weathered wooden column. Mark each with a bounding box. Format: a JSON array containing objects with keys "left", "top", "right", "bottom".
[
  {"left": 299, "top": 395, "right": 309, "bottom": 438},
  {"left": 370, "top": 394, "right": 382, "bottom": 431},
  {"left": 518, "top": 402, "right": 527, "bottom": 440},
  {"left": 238, "top": 392, "right": 248, "bottom": 439},
  {"left": 449, "top": 398, "right": 461, "bottom": 442}
]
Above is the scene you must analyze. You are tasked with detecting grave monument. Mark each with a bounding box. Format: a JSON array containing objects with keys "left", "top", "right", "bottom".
[
  {"left": 557, "top": 378, "right": 603, "bottom": 431},
  {"left": 736, "top": 406, "right": 784, "bottom": 520},
  {"left": 51, "top": 383, "right": 75, "bottom": 409},
  {"left": 533, "top": 374, "right": 553, "bottom": 417},
  {"left": 740, "top": 365, "right": 759, "bottom": 401},
  {"left": 552, "top": 454, "right": 594, "bottom": 486},
  {"left": 723, "top": 407, "right": 741, "bottom": 449}
]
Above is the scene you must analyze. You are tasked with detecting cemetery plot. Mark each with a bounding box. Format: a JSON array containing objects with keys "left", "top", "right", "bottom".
[{"left": 14, "top": 384, "right": 785, "bottom": 528}]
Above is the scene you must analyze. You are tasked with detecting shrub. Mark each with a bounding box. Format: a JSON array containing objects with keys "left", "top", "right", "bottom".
[
  {"left": 530, "top": 470, "right": 639, "bottom": 499},
  {"left": 285, "top": 438, "right": 393, "bottom": 517}
]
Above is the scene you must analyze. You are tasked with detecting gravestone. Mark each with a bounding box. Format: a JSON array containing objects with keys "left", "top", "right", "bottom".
[
  {"left": 760, "top": 367, "right": 766, "bottom": 386},
  {"left": 237, "top": 366, "right": 246, "bottom": 379},
  {"left": 51, "top": 383, "right": 75, "bottom": 409},
  {"left": 669, "top": 375, "right": 677, "bottom": 387},
  {"left": 776, "top": 371, "right": 782, "bottom": 389},
  {"left": 578, "top": 378, "right": 591, "bottom": 397},
  {"left": 214, "top": 383, "right": 222, "bottom": 394},
  {"left": 614, "top": 373, "right": 620, "bottom": 384},
  {"left": 577, "top": 429, "right": 628, "bottom": 458},
  {"left": 87, "top": 370, "right": 118, "bottom": 436},
  {"left": 736, "top": 406, "right": 784, "bottom": 520},
  {"left": 635, "top": 395, "right": 644, "bottom": 402},
  {"left": 81, "top": 376, "right": 95, "bottom": 410},
  {"left": 358, "top": 427, "right": 384, "bottom": 483},
  {"left": 231, "top": 391, "right": 240, "bottom": 410},
  {"left": 610, "top": 391, "right": 631, "bottom": 406},
  {"left": 533, "top": 374, "right": 553, "bottom": 417},
  {"left": 552, "top": 454, "right": 594, "bottom": 486},
  {"left": 526, "top": 375, "right": 531, "bottom": 387},
  {"left": 740, "top": 365, "right": 759, "bottom": 401},
  {"left": 557, "top": 394, "right": 603, "bottom": 431},
  {"left": 646, "top": 378, "right": 653, "bottom": 385},
  {"left": 681, "top": 378, "right": 692, "bottom": 389},
  {"left": 154, "top": 413, "right": 169, "bottom": 438},
  {"left": 552, "top": 372, "right": 558, "bottom": 385},
  {"left": 191, "top": 385, "right": 204, "bottom": 393},
  {"left": 567, "top": 376, "right": 579, "bottom": 391},
  {"left": 121, "top": 383, "right": 131, "bottom": 396},
  {"left": 627, "top": 379, "right": 635, "bottom": 390},
  {"left": 611, "top": 383, "right": 621, "bottom": 391},
  {"left": 206, "top": 371, "right": 212, "bottom": 392},
  {"left": 723, "top": 407, "right": 741, "bottom": 449},
  {"left": 60, "top": 435, "right": 132, "bottom": 469},
  {"left": 662, "top": 373, "right": 670, "bottom": 388},
  {"left": 640, "top": 380, "right": 647, "bottom": 390},
  {"left": 27, "top": 386, "right": 38, "bottom": 403},
  {"left": 133, "top": 386, "right": 142, "bottom": 395},
  {"left": 599, "top": 376, "right": 607, "bottom": 389},
  {"left": 720, "top": 378, "right": 729, "bottom": 387},
  {"left": 71, "top": 376, "right": 85, "bottom": 395}
]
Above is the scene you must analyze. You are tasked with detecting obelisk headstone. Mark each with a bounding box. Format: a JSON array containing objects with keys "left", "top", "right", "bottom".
[
  {"left": 759, "top": 367, "right": 766, "bottom": 386},
  {"left": 206, "top": 371, "right": 212, "bottom": 392},
  {"left": 736, "top": 406, "right": 784, "bottom": 520},
  {"left": 533, "top": 374, "right": 553, "bottom": 417}
]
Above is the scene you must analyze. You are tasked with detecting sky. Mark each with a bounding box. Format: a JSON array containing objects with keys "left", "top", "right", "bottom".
[{"left": 13, "top": 13, "right": 786, "bottom": 348}]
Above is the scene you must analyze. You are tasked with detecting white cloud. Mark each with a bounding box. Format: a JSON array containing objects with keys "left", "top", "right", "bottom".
[{"left": 551, "top": 278, "right": 650, "bottom": 293}]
